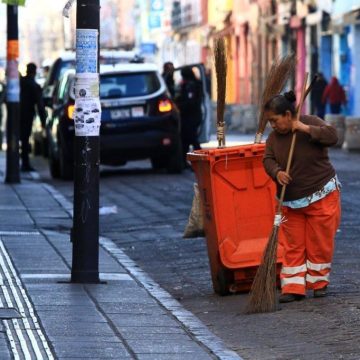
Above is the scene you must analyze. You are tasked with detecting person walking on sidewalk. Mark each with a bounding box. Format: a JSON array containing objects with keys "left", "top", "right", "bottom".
[
  {"left": 263, "top": 90, "right": 342, "bottom": 303},
  {"left": 162, "top": 61, "right": 175, "bottom": 98},
  {"left": 20, "top": 63, "right": 47, "bottom": 171},
  {"left": 322, "top": 76, "right": 346, "bottom": 115},
  {"left": 311, "top": 72, "right": 327, "bottom": 119},
  {"left": 175, "top": 66, "right": 202, "bottom": 167}
]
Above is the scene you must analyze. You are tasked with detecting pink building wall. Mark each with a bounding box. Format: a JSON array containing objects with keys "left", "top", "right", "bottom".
[
  {"left": 290, "top": 15, "right": 306, "bottom": 111},
  {"left": 233, "top": 0, "right": 276, "bottom": 104},
  {"left": 233, "top": 0, "right": 254, "bottom": 104},
  {"left": 296, "top": 28, "right": 306, "bottom": 111}
]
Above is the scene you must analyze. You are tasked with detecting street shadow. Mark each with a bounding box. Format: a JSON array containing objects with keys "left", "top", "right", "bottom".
[{"left": 100, "top": 168, "right": 158, "bottom": 177}]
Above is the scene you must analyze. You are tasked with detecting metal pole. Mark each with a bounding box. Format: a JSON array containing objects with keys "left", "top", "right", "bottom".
[
  {"left": 5, "top": 5, "right": 20, "bottom": 184},
  {"left": 71, "top": 0, "right": 100, "bottom": 283}
]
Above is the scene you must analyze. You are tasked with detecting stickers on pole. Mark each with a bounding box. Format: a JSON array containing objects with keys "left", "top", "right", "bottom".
[
  {"left": 7, "top": 40, "right": 19, "bottom": 60},
  {"left": 74, "top": 73, "right": 99, "bottom": 98},
  {"left": 6, "top": 40, "right": 19, "bottom": 103},
  {"left": 73, "top": 98, "right": 101, "bottom": 136},
  {"left": 62, "top": 0, "right": 75, "bottom": 18},
  {"left": 6, "top": 62, "right": 20, "bottom": 103},
  {"left": 76, "top": 29, "right": 98, "bottom": 74},
  {"left": 74, "top": 29, "right": 101, "bottom": 136}
]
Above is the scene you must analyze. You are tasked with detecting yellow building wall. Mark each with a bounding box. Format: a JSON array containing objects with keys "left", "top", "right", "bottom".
[
  {"left": 226, "top": 35, "right": 236, "bottom": 104},
  {"left": 208, "top": 0, "right": 233, "bottom": 28},
  {"left": 208, "top": 0, "right": 236, "bottom": 104}
]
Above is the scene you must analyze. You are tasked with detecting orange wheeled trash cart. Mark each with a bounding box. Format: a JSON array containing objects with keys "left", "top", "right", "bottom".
[{"left": 187, "top": 143, "right": 284, "bottom": 295}]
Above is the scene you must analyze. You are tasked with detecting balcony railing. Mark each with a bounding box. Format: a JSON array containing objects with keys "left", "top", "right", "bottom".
[{"left": 171, "top": 0, "right": 202, "bottom": 30}]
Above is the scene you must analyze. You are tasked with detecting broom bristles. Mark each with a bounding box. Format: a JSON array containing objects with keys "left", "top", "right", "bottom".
[
  {"left": 246, "top": 225, "right": 279, "bottom": 314},
  {"left": 256, "top": 54, "right": 296, "bottom": 140},
  {"left": 214, "top": 38, "right": 227, "bottom": 126},
  {"left": 248, "top": 74, "right": 309, "bottom": 314}
]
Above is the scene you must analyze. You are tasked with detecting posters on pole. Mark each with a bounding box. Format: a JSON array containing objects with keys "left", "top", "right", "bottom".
[
  {"left": 2, "top": 0, "right": 26, "bottom": 5},
  {"left": 62, "top": 0, "right": 75, "bottom": 18},
  {"left": 6, "top": 62, "right": 20, "bottom": 102},
  {"left": 76, "top": 29, "right": 98, "bottom": 74},
  {"left": 74, "top": 73, "right": 99, "bottom": 98},
  {"left": 6, "top": 39, "right": 19, "bottom": 102},
  {"left": 73, "top": 97, "right": 101, "bottom": 136},
  {"left": 7, "top": 40, "right": 19, "bottom": 60},
  {"left": 74, "top": 29, "right": 101, "bottom": 136},
  {"left": 73, "top": 73, "right": 101, "bottom": 136}
]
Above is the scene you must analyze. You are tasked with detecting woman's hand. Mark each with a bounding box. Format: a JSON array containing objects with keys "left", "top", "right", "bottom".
[
  {"left": 276, "top": 171, "right": 292, "bottom": 186},
  {"left": 292, "top": 119, "right": 310, "bottom": 133}
]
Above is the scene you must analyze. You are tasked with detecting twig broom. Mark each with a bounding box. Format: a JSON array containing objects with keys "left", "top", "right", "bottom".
[
  {"left": 183, "top": 38, "right": 227, "bottom": 238},
  {"left": 255, "top": 54, "right": 296, "bottom": 144},
  {"left": 214, "top": 37, "right": 227, "bottom": 148},
  {"left": 246, "top": 73, "right": 309, "bottom": 314}
]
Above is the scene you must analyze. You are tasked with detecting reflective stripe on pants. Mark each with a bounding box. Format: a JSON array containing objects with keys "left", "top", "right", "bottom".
[{"left": 280, "top": 190, "right": 341, "bottom": 295}]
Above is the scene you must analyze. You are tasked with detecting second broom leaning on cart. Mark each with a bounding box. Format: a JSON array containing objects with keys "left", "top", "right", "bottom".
[{"left": 263, "top": 91, "right": 342, "bottom": 303}]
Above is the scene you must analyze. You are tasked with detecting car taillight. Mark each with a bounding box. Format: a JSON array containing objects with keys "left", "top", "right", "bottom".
[
  {"left": 158, "top": 99, "right": 172, "bottom": 113},
  {"left": 67, "top": 104, "right": 75, "bottom": 119}
]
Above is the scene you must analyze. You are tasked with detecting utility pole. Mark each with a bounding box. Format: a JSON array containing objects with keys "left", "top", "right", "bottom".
[
  {"left": 71, "top": 0, "right": 101, "bottom": 283},
  {"left": 5, "top": 4, "right": 20, "bottom": 184}
]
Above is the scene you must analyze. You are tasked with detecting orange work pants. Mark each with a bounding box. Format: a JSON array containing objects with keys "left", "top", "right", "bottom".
[{"left": 280, "top": 190, "right": 341, "bottom": 295}]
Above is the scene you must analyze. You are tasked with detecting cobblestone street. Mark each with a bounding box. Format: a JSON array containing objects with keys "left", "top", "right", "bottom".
[{"left": 30, "top": 145, "right": 360, "bottom": 360}]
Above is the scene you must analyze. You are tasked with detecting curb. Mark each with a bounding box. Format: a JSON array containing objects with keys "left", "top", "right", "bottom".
[{"left": 42, "top": 181, "right": 243, "bottom": 360}]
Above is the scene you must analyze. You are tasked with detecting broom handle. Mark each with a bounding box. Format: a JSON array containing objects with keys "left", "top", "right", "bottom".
[{"left": 276, "top": 73, "right": 309, "bottom": 213}]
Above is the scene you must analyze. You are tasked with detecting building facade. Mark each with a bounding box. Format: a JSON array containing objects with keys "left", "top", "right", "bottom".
[{"left": 3, "top": 0, "right": 360, "bottom": 119}]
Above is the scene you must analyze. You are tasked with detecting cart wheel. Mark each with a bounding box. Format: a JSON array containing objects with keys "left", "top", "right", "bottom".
[{"left": 216, "top": 267, "right": 234, "bottom": 296}]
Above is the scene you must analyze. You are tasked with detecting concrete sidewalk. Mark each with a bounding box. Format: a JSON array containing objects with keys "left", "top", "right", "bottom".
[{"left": 0, "top": 154, "right": 241, "bottom": 360}]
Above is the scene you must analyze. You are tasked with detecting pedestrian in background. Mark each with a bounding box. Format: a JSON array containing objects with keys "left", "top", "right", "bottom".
[
  {"left": 322, "top": 76, "right": 346, "bottom": 114},
  {"left": 205, "top": 67, "right": 212, "bottom": 97},
  {"left": 175, "top": 66, "right": 203, "bottom": 167},
  {"left": 162, "top": 61, "right": 175, "bottom": 98},
  {"left": 263, "top": 90, "right": 341, "bottom": 303},
  {"left": 20, "top": 63, "right": 47, "bottom": 171},
  {"left": 311, "top": 72, "right": 327, "bottom": 119}
]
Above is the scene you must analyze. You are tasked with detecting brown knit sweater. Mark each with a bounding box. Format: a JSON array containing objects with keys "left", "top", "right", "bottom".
[{"left": 263, "top": 115, "right": 338, "bottom": 201}]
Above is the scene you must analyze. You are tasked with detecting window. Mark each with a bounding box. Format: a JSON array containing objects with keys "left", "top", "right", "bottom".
[
  {"left": 59, "top": 60, "right": 76, "bottom": 79},
  {"left": 100, "top": 72, "right": 160, "bottom": 99}
]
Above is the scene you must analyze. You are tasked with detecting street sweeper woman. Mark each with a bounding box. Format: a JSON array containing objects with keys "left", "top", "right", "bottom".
[{"left": 263, "top": 90, "right": 341, "bottom": 304}]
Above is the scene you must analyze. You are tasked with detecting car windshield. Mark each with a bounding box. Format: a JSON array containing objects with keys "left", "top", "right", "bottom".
[
  {"left": 59, "top": 60, "right": 76, "bottom": 77},
  {"left": 100, "top": 72, "right": 160, "bottom": 99},
  {"left": 55, "top": 56, "right": 139, "bottom": 84}
]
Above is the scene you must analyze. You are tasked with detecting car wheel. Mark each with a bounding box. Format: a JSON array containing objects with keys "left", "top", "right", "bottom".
[
  {"left": 33, "top": 139, "right": 42, "bottom": 156},
  {"left": 166, "top": 141, "right": 183, "bottom": 174},
  {"left": 59, "top": 145, "right": 73, "bottom": 180},
  {"left": 42, "top": 138, "right": 49, "bottom": 158},
  {"left": 48, "top": 145, "right": 60, "bottom": 179},
  {"left": 216, "top": 266, "right": 234, "bottom": 296},
  {"left": 151, "top": 156, "right": 167, "bottom": 170}
]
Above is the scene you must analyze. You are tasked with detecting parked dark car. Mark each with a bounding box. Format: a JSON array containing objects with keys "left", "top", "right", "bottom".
[
  {"left": 31, "top": 50, "right": 141, "bottom": 156},
  {"left": 42, "top": 50, "right": 141, "bottom": 107},
  {"left": 46, "top": 63, "right": 183, "bottom": 179}
]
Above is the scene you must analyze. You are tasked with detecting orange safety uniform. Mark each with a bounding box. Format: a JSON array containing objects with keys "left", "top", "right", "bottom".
[
  {"left": 280, "top": 190, "right": 341, "bottom": 295},
  {"left": 263, "top": 115, "right": 341, "bottom": 296}
]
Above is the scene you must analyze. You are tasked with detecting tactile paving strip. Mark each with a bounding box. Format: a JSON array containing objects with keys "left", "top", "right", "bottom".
[{"left": 0, "top": 240, "right": 54, "bottom": 360}]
